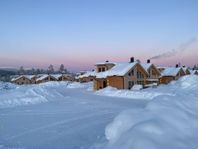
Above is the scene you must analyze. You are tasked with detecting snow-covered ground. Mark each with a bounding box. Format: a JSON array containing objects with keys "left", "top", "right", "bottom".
[{"left": 0, "top": 75, "right": 198, "bottom": 149}]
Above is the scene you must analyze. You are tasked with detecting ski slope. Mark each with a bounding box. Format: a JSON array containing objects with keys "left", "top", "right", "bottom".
[{"left": 0, "top": 75, "right": 198, "bottom": 149}]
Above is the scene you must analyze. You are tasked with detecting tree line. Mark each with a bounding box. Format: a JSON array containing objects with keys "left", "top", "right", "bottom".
[{"left": 18, "top": 64, "right": 69, "bottom": 75}]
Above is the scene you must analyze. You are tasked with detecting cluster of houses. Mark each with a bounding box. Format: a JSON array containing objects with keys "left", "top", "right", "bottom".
[
  {"left": 77, "top": 57, "right": 198, "bottom": 90},
  {"left": 11, "top": 74, "right": 74, "bottom": 85},
  {"left": 11, "top": 57, "right": 198, "bottom": 91}
]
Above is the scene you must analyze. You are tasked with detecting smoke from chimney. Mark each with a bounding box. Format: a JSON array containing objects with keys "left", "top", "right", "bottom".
[{"left": 149, "top": 37, "right": 197, "bottom": 60}]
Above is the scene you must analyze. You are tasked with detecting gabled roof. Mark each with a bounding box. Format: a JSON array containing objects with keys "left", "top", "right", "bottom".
[
  {"left": 190, "top": 70, "right": 198, "bottom": 74},
  {"left": 52, "top": 74, "right": 62, "bottom": 80},
  {"left": 96, "top": 62, "right": 148, "bottom": 78},
  {"left": 95, "top": 62, "right": 116, "bottom": 66},
  {"left": 141, "top": 63, "right": 161, "bottom": 75},
  {"left": 161, "top": 67, "right": 183, "bottom": 76},
  {"left": 11, "top": 75, "right": 31, "bottom": 82},
  {"left": 77, "top": 71, "right": 96, "bottom": 79},
  {"left": 25, "top": 75, "right": 36, "bottom": 80},
  {"left": 141, "top": 63, "right": 152, "bottom": 71},
  {"left": 36, "top": 74, "right": 58, "bottom": 82},
  {"left": 36, "top": 75, "right": 49, "bottom": 81}
]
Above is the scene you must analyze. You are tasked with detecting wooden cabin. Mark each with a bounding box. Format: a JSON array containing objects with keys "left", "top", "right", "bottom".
[
  {"left": 11, "top": 75, "right": 32, "bottom": 85},
  {"left": 36, "top": 75, "right": 57, "bottom": 84},
  {"left": 141, "top": 61, "right": 161, "bottom": 85},
  {"left": 52, "top": 74, "right": 74, "bottom": 81},
  {"left": 182, "top": 67, "right": 191, "bottom": 75},
  {"left": 25, "top": 75, "right": 37, "bottom": 84},
  {"left": 190, "top": 70, "right": 198, "bottom": 75},
  {"left": 94, "top": 60, "right": 148, "bottom": 90},
  {"left": 77, "top": 71, "right": 96, "bottom": 83},
  {"left": 159, "top": 67, "right": 185, "bottom": 84}
]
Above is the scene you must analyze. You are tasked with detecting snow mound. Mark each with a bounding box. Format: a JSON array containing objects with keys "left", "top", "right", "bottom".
[
  {"left": 96, "top": 87, "right": 171, "bottom": 100},
  {"left": 0, "top": 82, "right": 68, "bottom": 108},
  {"left": 0, "top": 82, "right": 17, "bottom": 90},
  {"left": 105, "top": 75, "right": 198, "bottom": 149},
  {"left": 67, "top": 82, "right": 93, "bottom": 89}
]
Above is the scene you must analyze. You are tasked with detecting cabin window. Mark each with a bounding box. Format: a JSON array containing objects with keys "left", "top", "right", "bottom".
[
  {"left": 102, "top": 67, "right": 105, "bottom": 72},
  {"left": 131, "top": 70, "right": 134, "bottom": 75},
  {"left": 137, "top": 71, "right": 143, "bottom": 79},
  {"left": 98, "top": 68, "right": 102, "bottom": 72}
]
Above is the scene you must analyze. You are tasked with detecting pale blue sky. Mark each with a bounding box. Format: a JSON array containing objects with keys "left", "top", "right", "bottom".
[{"left": 0, "top": 0, "right": 198, "bottom": 71}]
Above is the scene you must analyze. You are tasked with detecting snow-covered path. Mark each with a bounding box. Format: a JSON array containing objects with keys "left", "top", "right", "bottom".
[
  {"left": 1, "top": 75, "right": 198, "bottom": 149},
  {"left": 0, "top": 86, "right": 147, "bottom": 149}
]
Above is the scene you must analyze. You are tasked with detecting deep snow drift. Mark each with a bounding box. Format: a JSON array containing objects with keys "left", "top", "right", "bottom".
[
  {"left": 0, "top": 75, "right": 198, "bottom": 149},
  {"left": 0, "top": 81, "right": 91, "bottom": 108},
  {"left": 105, "top": 75, "right": 198, "bottom": 149}
]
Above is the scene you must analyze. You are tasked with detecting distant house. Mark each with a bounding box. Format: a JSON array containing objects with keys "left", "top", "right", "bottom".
[
  {"left": 52, "top": 74, "right": 74, "bottom": 81},
  {"left": 36, "top": 74, "right": 57, "bottom": 84},
  {"left": 159, "top": 67, "right": 185, "bottom": 84},
  {"left": 94, "top": 58, "right": 148, "bottom": 90},
  {"left": 25, "top": 75, "right": 37, "bottom": 84},
  {"left": 190, "top": 70, "right": 198, "bottom": 75},
  {"left": 77, "top": 71, "right": 96, "bottom": 83},
  {"left": 11, "top": 75, "right": 32, "bottom": 85},
  {"left": 141, "top": 60, "right": 161, "bottom": 85},
  {"left": 182, "top": 67, "right": 191, "bottom": 75}
]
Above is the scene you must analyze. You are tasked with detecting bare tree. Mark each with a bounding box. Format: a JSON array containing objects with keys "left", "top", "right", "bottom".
[
  {"left": 47, "top": 65, "right": 54, "bottom": 74},
  {"left": 19, "top": 66, "right": 25, "bottom": 75},
  {"left": 59, "top": 64, "right": 65, "bottom": 74}
]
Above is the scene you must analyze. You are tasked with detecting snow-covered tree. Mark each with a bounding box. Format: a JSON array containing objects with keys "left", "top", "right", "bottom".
[
  {"left": 47, "top": 65, "right": 54, "bottom": 74},
  {"left": 19, "top": 66, "right": 25, "bottom": 75},
  {"left": 59, "top": 64, "right": 65, "bottom": 74}
]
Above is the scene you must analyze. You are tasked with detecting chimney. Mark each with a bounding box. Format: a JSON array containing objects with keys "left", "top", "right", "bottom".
[
  {"left": 147, "top": 59, "right": 150, "bottom": 64},
  {"left": 105, "top": 60, "right": 109, "bottom": 63},
  {"left": 130, "top": 57, "right": 134, "bottom": 63},
  {"left": 176, "top": 64, "right": 179, "bottom": 68}
]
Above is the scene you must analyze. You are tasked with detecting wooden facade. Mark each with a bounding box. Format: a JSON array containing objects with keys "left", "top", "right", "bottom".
[
  {"left": 94, "top": 63, "right": 148, "bottom": 90},
  {"left": 159, "top": 68, "right": 185, "bottom": 84},
  {"left": 144, "top": 64, "right": 161, "bottom": 85},
  {"left": 12, "top": 76, "right": 31, "bottom": 85},
  {"left": 79, "top": 76, "right": 95, "bottom": 83},
  {"left": 36, "top": 75, "right": 57, "bottom": 84}
]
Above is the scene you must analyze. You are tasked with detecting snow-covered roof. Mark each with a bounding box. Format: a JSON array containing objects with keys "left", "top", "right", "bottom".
[
  {"left": 190, "top": 70, "right": 198, "bottom": 74},
  {"left": 77, "top": 71, "right": 96, "bottom": 79},
  {"left": 11, "top": 75, "right": 32, "bottom": 82},
  {"left": 11, "top": 76, "right": 23, "bottom": 82},
  {"left": 52, "top": 74, "right": 62, "bottom": 80},
  {"left": 95, "top": 62, "right": 116, "bottom": 65},
  {"left": 161, "top": 67, "right": 182, "bottom": 76},
  {"left": 182, "top": 67, "right": 190, "bottom": 73},
  {"left": 141, "top": 63, "right": 152, "bottom": 72},
  {"left": 24, "top": 75, "right": 36, "bottom": 80},
  {"left": 36, "top": 75, "right": 49, "bottom": 81},
  {"left": 96, "top": 62, "right": 139, "bottom": 78}
]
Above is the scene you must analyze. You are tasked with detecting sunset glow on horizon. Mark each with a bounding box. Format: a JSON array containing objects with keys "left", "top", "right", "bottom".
[{"left": 0, "top": 0, "right": 198, "bottom": 72}]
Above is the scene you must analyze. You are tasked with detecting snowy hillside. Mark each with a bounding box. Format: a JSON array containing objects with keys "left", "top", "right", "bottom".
[
  {"left": 105, "top": 75, "right": 198, "bottom": 149},
  {"left": 0, "top": 75, "right": 198, "bottom": 149}
]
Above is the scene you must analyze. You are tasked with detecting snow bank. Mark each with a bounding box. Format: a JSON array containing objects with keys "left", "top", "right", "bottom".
[
  {"left": 0, "top": 82, "right": 68, "bottom": 108},
  {"left": 105, "top": 75, "right": 198, "bottom": 149},
  {"left": 96, "top": 86, "right": 172, "bottom": 100},
  {"left": 67, "top": 82, "right": 93, "bottom": 89},
  {"left": 0, "top": 82, "right": 17, "bottom": 90}
]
